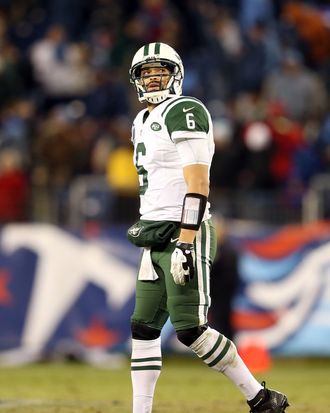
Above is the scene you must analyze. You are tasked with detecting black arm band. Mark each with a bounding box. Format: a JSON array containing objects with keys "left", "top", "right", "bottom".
[{"left": 180, "top": 193, "right": 208, "bottom": 231}]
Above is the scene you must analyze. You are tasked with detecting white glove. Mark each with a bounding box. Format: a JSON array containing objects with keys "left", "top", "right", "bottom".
[{"left": 170, "top": 242, "right": 195, "bottom": 286}]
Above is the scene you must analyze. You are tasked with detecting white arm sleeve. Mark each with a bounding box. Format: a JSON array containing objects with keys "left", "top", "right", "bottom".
[{"left": 175, "top": 138, "right": 210, "bottom": 166}]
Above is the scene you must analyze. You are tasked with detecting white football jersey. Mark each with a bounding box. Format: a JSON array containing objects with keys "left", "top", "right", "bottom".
[{"left": 131, "top": 96, "right": 215, "bottom": 221}]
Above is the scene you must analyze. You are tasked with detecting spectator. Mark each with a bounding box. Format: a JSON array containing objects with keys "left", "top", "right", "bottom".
[
  {"left": 30, "top": 25, "right": 93, "bottom": 101},
  {"left": 0, "top": 14, "right": 26, "bottom": 106},
  {"left": 105, "top": 118, "right": 139, "bottom": 224},
  {"left": 31, "top": 106, "right": 92, "bottom": 223},
  {"left": 239, "top": 0, "right": 275, "bottom": 31},
  {"left": 281, "top": 2, "right": 330, "bottom": 67},
  {"left": 210, "top": 116, "right": 241, "bottom": 190},
  {"left": 239, "top": 119, "right": 274, "bottom": 189},
  {"left": 314, "top": 112, "right": 330, "bottom": 172},
  {"left": 0, "top": 99, "right": 36, "bottom": 161},
  {"left": 85, "top": 69, "right": 129, "bottom": 119},
  {"left": 0, "top": 148, "right": 29, "bottom": 223},
  {"left": 262, "top": 48, "right": 327, "bottom": 122},
  {"left": 265, "top": 101, "right": 305, "bottom": 186},
  {"left": 234, "top": 20, "right": 281, "bottom": 94}
]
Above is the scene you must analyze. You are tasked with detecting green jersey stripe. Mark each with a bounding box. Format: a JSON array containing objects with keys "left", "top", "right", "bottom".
[
  {"left": 154, "top": 42, "right": 161, "bottom": 54},
  {"left": 131, "top": 357, "right": 162, "bottom": 363},
  {"left": 208, "top": 339, "right": 231, "bottom": 368},
  {"left": 143, "top": 44, "right": 149, "bottom": 56},
  {"left": 201, "top": 333, "right": 223, "bottom": 360},
  {"left": 131, "top": 366, "right": 162, "bottom": 371}
]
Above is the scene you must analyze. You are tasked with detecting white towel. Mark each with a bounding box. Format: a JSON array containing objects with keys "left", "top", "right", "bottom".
[{"left": 138, "top": 248, "right": 159, "bottom": 281}]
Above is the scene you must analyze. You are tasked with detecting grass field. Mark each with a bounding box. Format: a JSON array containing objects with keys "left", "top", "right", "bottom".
[{"left": 0, "top": 356, "right": 329, "bottom": 413}]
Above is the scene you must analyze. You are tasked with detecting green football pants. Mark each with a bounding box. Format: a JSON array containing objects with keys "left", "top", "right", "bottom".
[{"left": 131, "top": 218, "right": 217, "bottom": 332}]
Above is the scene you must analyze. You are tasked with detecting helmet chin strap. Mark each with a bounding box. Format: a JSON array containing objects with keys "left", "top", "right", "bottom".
[{"left": 144, "top": 89, "right": 170, "bottom": 104}]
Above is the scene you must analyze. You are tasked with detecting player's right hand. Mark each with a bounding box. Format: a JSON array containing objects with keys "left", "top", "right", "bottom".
[{"left": 170, "top": 242, "right": 195, "bottom": 286}]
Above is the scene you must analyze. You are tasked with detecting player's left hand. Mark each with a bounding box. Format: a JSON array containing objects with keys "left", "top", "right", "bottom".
[{"left": 170, "top": 242, "right": 195, "bottom": 285}]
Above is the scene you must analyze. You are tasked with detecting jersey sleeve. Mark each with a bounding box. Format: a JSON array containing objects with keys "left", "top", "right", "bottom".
[{"left": 163, "top": 98, "right": 210, "bottom": 141}]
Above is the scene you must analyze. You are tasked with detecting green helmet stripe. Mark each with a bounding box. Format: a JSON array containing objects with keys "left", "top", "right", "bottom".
[
  {"left": 154, "top": 42, "right": 161, "bottom": 54},
  {"left": 143, "top": 44, "right": 150, "bottom": 56}
]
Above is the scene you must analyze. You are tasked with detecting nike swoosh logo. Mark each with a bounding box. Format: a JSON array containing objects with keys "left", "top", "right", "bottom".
[
  {"left": 183, "top": 106, "right": 195, "bottom": 112},
  {"left": 253, "top": 399, "right": 263, "bottom": 407},
  {"left": 170, "top": 237, "right": 179, "bottom": 243}
]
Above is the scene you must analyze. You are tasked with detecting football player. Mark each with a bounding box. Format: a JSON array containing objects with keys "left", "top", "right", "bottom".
[{"left": 128, "top": 42, "right": 289, "bottom": 413}]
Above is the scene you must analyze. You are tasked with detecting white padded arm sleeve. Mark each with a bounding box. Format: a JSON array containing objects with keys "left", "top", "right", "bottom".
[{"left": 175, "top": 138, "right": 210, "bottom": 167}]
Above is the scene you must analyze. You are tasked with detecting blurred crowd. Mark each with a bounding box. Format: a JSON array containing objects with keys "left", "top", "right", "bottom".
[{"left": 0, "top": 0, "right": 330, "bottom": 225}]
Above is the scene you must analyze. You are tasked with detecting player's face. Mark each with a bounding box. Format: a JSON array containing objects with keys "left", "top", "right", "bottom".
[{"left": 140, "top": 65, "right": 171, "bottom": 93}]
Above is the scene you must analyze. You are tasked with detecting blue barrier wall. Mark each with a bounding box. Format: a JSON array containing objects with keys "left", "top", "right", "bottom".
[{"left": 0, "top": 222, "right": 330, "bottom": 365}]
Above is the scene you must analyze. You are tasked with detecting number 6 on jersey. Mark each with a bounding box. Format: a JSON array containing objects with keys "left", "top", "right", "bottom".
[{"left": 186, "top": 112, "right": 195, "bottom": 129}]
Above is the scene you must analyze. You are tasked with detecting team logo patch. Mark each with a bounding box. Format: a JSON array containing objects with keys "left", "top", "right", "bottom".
[
  {"left": 150, "top": 122, "right": 162, "bottom": 131},
  {"left": 128, "top": 224, "right": 144, "bottom": 238}
]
